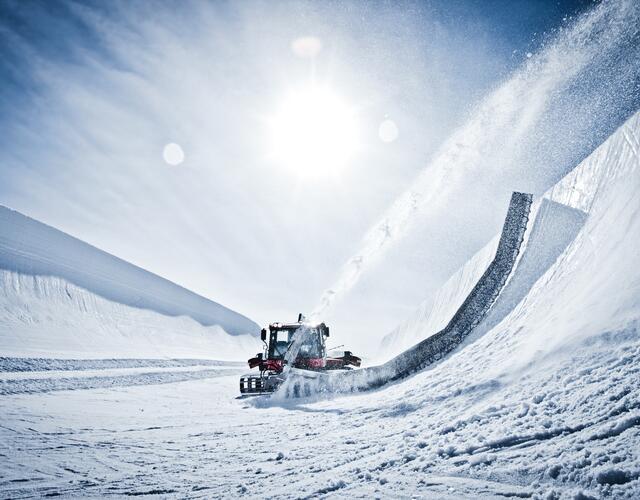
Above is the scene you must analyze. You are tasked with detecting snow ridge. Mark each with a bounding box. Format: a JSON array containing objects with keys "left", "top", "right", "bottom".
[{"left": 0, "top": 205, "right": 258, "bottom": 336}]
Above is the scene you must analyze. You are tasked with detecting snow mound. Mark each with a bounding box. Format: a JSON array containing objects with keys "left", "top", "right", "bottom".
[
  {"left": 0, "top": 207, "right": 260, "bottom": 359},
  {"left": 0, "top": 206, "right": 258, "bottom": 335}
]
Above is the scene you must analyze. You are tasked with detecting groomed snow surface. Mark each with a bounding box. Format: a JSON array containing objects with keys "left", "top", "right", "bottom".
[{"left": 1, "top": 111, "right": 640, "bottom": 498}]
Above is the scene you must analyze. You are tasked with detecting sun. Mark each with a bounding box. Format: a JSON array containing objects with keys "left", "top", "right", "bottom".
[{"left": 269, "top": 86, "right": 359, "bottom": 177}]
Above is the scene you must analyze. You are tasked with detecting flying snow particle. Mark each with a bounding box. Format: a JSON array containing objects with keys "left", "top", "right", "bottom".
[
  {"left": 163, "top": 143, "right": 185, "bottom": 166},
  {"left": 378, "top": 119, "right": 399, "bottom": 143},
  {"left": 526, "top": 52, "right": 533, "bottom": 58},
  {"left": 291, "top": 36, "right": 323, "bottom": 58}
]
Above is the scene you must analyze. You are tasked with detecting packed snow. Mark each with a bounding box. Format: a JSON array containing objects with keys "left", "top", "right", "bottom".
[{"left": 1, "top": 105, "right": 639, "bottom": 499}]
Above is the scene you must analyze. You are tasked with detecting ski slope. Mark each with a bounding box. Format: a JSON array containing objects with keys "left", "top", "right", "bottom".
[
  {"left": 0, "top": 207, "right": 260, "bottom": 359},
  {"left": 1, "top": 111, "right": 639, "bottom": 498}
]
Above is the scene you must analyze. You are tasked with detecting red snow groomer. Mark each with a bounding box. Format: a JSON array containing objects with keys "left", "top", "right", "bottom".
[{"left": 239, "top": 314, "right": 361, "bottom": 394}]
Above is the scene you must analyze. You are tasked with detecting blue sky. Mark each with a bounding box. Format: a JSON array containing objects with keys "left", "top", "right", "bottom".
[{"left": 1, "top": 0, "right": 638, "bottom": 353}]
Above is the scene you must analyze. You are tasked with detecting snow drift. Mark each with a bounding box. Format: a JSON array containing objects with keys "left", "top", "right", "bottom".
[{"left": 0, "top": 207, "right": 260, "bottom": 359}]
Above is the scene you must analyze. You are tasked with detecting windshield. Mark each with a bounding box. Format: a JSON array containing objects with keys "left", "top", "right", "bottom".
[
  {"left": 269, "top": 328, "right": 294, "bottom": 359},
  {"left": 268, "top": 327, "right": 323, "bottom": 359},
  {"left": 298, "top": 330, "right": 322, "bottom": 358}
]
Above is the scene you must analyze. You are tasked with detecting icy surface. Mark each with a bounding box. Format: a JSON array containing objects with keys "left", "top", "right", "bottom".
[{"left": 1, "top": 107, "right": 639, "bottom": 498}]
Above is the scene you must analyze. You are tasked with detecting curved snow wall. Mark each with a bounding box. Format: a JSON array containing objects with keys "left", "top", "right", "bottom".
[
  {"left": 279, "top": 192, "right": 533, "bottom": 396},
  {"left": 373, "top": 192, "right": 533, "bottom": 384},
  {"left": 0, "top": 206, "right": 258, "bottom": 336},
  {"left": 465, "top": 197, "right": 587, "bottom": 347},
  {"left": 380, "top": 196, "right": 589, "bottom": 360},
  {"left": 378, "top": 234, "right": 500, "bottom": 360}
]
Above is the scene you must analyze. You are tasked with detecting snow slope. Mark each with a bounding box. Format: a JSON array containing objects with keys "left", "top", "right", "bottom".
[
  {"left": 1, "top": 109, "right": 638, "bottom": 498},
  {"left": 0, "top": 206, "right": 258, "bottom": 335},
  {"left": 0, "top": 207, "right": 260, "bottom": 359},
  {"left": 380, "top": 178, "right": 587, "bottom": 363}
]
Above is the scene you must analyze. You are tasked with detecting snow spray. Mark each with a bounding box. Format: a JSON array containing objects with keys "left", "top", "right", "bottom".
[{"left": 311, "top": 0, "right": 640, "bottom": 319}]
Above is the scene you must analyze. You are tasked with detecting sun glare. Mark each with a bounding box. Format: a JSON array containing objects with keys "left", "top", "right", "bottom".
[{"left": 269, "top": 87, "right": 359, "bottom": 177}]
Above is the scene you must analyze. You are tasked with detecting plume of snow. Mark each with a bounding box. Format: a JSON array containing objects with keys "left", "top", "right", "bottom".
[{"left": 312, "top": 0, "right": 640, "bottom": 319}]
